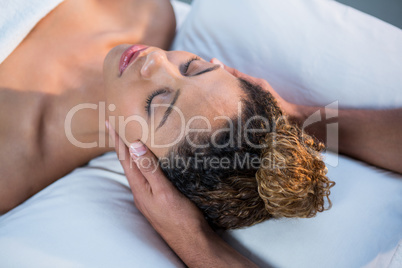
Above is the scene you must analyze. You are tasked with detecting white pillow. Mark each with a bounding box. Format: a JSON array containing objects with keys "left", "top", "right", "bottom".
[
  {"left": 170, "top": 0, "right": 191, "bottom": 31},
  {"left": 172, "top": 0, "right": 402, "bottom": 109}
]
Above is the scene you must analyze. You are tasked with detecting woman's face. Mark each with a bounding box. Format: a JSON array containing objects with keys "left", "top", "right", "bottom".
[{"left": 103, "top": 45, "right": 243, "bottom": 157}]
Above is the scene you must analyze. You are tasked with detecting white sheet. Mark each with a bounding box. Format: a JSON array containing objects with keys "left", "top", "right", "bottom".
[
  {"left": 0, "top": 0, "right": 64, "bottom": 64},
  {"left": 0, "top": 153, "right": 184, "bottom": 267}
]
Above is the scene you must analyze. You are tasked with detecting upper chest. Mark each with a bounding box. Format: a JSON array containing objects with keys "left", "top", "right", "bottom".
[
  {"left": 0, "top": 0, "right": 175, "bottom": 145},
  {"left": 0, "top": 0, "right": 174, "bottom": 94}
]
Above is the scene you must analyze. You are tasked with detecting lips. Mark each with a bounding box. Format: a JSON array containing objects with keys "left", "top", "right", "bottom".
[{"left": 119, "top": 45, "right": 148, "bottom": 75}]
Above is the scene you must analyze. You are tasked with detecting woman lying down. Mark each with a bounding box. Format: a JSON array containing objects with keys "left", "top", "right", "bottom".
[
  {"left": 103, "top": 45, "right": 336, "bottom": 229},
  {"left": 0, "top": 0, "right": 401, "bottom": 266}
]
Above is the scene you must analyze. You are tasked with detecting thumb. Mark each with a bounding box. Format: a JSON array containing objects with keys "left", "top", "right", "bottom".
[{"left": 211, "top": 58, "right": 249, "bottom": 80}]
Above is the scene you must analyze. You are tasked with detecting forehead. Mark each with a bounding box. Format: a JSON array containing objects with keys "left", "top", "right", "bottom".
[
  {"left": 179, "top": 70, "right": 243, "bottom": 119},
  {"left": 150, "top": 70, "right": 244, "bottom": 156}
]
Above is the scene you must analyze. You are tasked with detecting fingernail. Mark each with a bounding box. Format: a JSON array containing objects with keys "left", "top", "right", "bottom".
[
  {"left": 129, "top": 141, "right": 147, "bottom": 157},
  {"left": 211, "top": 58, "right": 224, "bottom": 68},
  {"left": 105, "top": 121, "right": 109, "bottom": 130}
]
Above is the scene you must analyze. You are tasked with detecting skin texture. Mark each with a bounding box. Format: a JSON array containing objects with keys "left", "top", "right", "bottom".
[
  {"left": 0, "top": 0, "right": 176, "bottom": 213},
  {"left": 299, "top": 107, "right": 402, "bottom": 174},
  {"left": 103, "top": 46, "right": 243, "bottom": 157}
]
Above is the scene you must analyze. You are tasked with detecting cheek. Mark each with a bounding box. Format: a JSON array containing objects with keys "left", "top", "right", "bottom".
[
  {"left": 106, "top": 101, "right": 149, "bottom": 144},
  {"left": 105, "top": 77, "right": 148, "bottom": 118},
  {"left": 150, "top": 127, "right": 182, "bottom": 146},
  {"left": 144, "top": 132, "right": 177, "bottom": 159},
  {"left": 144, "top": 115, "right": 185, "bottom": 156}
]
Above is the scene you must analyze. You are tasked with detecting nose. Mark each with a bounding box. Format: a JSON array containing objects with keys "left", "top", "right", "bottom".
[{"left": 140, "top": 50, "right": 168, "bottom": 79}]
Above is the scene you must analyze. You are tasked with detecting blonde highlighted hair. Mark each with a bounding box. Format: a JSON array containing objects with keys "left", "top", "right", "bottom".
[
  {"left": 161, "top": 78, "right": 335, "bottom": 229},
  {"left": 257, "top": 116, "right": 333, "bottom": 219}
]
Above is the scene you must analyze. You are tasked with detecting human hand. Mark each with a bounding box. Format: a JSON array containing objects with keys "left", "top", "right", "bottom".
[
  {"left": 106, "top": 123, "right": 209, "bottom": 245},
  {"left": 211, "top": 58, "right": 303, "bottom": 123},
  {"left": 107, "top": 123, "right": 259, "bottom": 267}
]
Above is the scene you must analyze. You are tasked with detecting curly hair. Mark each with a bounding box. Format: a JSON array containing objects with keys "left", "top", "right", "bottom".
[{"left": 160, "top": 78, "right": 335, "bottom": 230}]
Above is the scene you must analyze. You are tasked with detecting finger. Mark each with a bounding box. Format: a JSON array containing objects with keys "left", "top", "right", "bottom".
[
  {"left": 211, "top": 58, "right": 248, "bottom": 80},
  {"left": 209, "top": 58, "right": 224, "bottom": 69},
  {"left": 106, "top": 122, "right": 149, "bottom": 193},
  {"left": 211, "top": 58, "right": 267, "bottom": 87},
  {"left": 129, "top": 141, "right": 175, "bottom": 194},
  {"left": 106, "top": 121, "right": 131, "bottom": 169}
]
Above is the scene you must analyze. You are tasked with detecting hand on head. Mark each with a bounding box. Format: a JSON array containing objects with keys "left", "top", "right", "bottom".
[
  {"left": 107, "top": 122, "right": 258, "bottom": 267},
  {"left": 106, "top": 122, "right": 209, "bottom": 242},
  {"left": 210, "top": 58, "right": 301, "bottom": 122}
]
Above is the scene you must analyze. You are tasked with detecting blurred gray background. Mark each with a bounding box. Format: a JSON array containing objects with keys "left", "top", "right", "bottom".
[{"left": 176, "top": 0, "right": 402, "bottom": 29}]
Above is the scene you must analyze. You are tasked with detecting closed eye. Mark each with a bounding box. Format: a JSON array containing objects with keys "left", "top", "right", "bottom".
[
  {"left": 182, "top": 56, "right": 200, "bottom": 76},
  {"left": 145, "top": 88, "right": 168, "bottom": 114},
  {"left": 181, "top": 56, "right": 220, "bottom": 77}
]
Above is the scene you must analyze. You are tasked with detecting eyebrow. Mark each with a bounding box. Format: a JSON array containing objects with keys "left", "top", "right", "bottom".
[
  {"left": 155, "top": 65, "right": 219, "bottom": 131},
  {"left": 156, "top": 89, "right": 181, "bottom": 131},
  {"left": 189, "top": 65, "right": 220, "bottom": 77}
]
